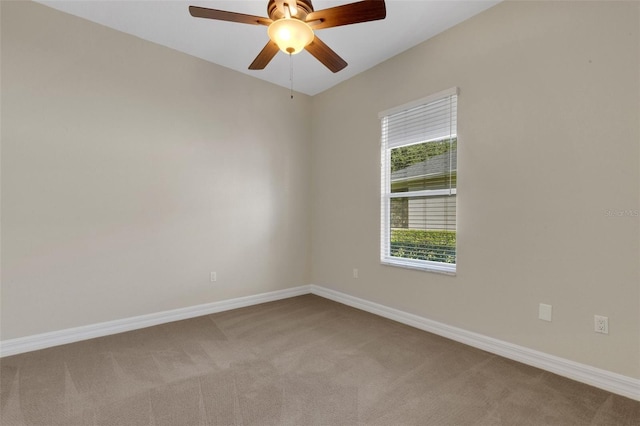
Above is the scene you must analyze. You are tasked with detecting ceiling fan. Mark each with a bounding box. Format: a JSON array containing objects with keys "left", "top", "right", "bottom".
[{"left": 189, "top": 0, "right": 386, "bottom": 73}]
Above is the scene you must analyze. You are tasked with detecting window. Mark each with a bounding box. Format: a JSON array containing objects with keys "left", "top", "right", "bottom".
[{"left": 380, "top": 88, "right": 458, "bottom": 274}]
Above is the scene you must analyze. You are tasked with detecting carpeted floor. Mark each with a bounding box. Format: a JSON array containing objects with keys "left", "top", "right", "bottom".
[{"left": 1, "top": 294, "right": 638, "bottom": 425}]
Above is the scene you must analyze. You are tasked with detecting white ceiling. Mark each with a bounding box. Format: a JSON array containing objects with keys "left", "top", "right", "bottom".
[{"left": 36, "top": 0, "right": 500, "bottom": 96}]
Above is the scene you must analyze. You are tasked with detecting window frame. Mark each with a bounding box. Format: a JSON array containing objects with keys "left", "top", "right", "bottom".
[{"left": 379, "top": 88, "right": 459, "bottom": 275}]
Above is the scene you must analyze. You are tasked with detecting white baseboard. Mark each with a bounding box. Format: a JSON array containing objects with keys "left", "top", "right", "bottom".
[
  {"left": 2, "top": 283, "right": 638, "bottom": 401},
  {"left": 309, "top": 284, "right": 640, "bottom": 401},
  {"left": 0, "top": 285, "right": 311, "bottom": 358}
]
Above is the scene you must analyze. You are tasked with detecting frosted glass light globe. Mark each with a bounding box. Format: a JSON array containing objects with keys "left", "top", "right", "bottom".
[{"left": 268, "top": 18, "right": 314, "bottom": 54}]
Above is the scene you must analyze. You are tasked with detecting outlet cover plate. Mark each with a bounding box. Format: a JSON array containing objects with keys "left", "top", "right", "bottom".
[
  {"left": 538, "top": 303, "right": 552, "bottom": 322},
  {"left": 594, "top": 315, "right": 609, "bottom": 334}
]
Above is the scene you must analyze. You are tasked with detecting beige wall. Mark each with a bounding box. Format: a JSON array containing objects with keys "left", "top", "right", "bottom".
[
  {"left": 311, "top": 1, "right": 640, "bottom": 378},
  {"left": 1, "top": 1, "right": 311, "bottom": 339}
]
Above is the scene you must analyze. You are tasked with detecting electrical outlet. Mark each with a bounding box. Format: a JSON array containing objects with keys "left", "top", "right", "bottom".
[
  {"left": 353, "top": 268, "right": 359, "bottom": 279},
  {"left": 538, "top": 303, "right": 552, "bottom": 322},
  {"left": 594, "top": 315, "right": 608, "bottom": 334},
  {"left": 210, "top": 272, "right": 217, "bottom": 282}
]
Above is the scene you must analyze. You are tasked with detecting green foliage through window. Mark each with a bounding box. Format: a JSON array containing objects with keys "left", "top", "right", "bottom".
[
  {"left": 390, "top": 229, "right": 456, "bottom": 264},
  {"left": 390, "top": 138, "right": 457, "bottom": 173}
]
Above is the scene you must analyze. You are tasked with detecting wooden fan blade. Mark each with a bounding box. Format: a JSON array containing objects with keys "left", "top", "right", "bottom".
[
  {"left": 249, "top": 41, "right": 280, "bottom": 70},
  {"left": 305, "top": 36, "right": 347, "bottom": 73},
  {"left": 189, "top": 6, "right": 272, "bottom": 26},
  {"left": 306, "top": 0, "right": 386, "bottom": 30}
]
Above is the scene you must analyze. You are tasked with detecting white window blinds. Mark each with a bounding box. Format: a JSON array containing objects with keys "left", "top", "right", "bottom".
[
  {"left": 384, "top": 97, "right": 458, "bottom": 148},
  {"left": 380, "top": 88, "right": 458, "bottom": 274}
]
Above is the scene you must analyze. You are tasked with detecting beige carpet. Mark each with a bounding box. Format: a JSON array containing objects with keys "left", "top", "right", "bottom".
[{"left": 1, "top": 295, "right": 638, "bottom": 425}]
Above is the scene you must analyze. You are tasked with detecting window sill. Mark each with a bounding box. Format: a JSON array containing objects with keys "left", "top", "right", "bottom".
[{"left": 381, "top": 258, "right": 456, "bottom": 276}]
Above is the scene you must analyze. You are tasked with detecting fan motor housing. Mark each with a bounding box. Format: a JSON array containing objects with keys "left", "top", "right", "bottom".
[{"left": 267, "top": 0, "right": 314, "bottom": 21}]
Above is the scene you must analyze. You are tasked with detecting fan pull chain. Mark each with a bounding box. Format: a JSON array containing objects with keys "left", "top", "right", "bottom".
[{"left": 289, "top": 52, "right": 294, "bottom": 100}]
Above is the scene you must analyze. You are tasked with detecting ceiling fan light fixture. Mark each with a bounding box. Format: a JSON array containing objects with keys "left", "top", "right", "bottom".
[
  {"left": 268, "top": 18, "right": 313, "bottom": 54},
  {"left": 190, "top": 0, "right": 386, "bottom": 73}
]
